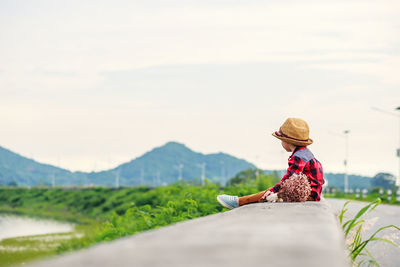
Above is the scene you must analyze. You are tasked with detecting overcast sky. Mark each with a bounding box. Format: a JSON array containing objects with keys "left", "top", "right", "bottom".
[{"left": 0, "top": 0, "right": 399, "bottom": 178}]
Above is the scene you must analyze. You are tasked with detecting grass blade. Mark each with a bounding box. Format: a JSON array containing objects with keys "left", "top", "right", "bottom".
[
  {"left": 339, "top": 201, "right": 350, "bottom": 225},
  {"left": 344, "top": 198, "right": 381, "bottom": 236}
]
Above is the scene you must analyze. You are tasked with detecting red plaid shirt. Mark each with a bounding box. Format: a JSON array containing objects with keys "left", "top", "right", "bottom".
[{"left": 269, "top": 146, "right": 324, "bottom": 201}]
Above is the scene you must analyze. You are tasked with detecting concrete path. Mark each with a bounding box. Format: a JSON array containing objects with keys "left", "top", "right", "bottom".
[
  {"left": 327, "top": 198, "right": 400, "bottom": 267},
  {"left": 31, "top": 201, "right": 347, "bottom": 267}
]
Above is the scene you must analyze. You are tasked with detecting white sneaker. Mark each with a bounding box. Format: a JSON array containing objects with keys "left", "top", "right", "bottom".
[{"left": 217, "top": 194, "right": 239, "bottom": 209}]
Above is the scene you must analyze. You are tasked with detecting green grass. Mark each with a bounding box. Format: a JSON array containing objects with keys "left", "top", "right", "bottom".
[
  {"left": 0, "top": 222, "right": 96, "bottom": 267},
  {"left": 325, "top": 191, "right": 400, "bottom": 206},
  {"left": 3, "top": 175, "right": 398, "bottom": 267},
  {"left": 0, "top": 232, "right": 77, "bottom": 266},
  {"left": 339, "top": 198, "right": 400, "bottom": 266},
  {"left": 0, "top": 173, "right": 277, "bottom": 266}
]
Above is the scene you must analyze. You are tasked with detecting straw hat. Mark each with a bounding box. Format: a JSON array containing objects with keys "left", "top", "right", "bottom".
[{"left": 272, "top": 118, "right": 313, "bottom": 146}]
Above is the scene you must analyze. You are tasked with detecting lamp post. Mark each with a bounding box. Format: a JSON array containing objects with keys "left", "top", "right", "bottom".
[
  {"left": 344, "top": 130, "right": 350, "bottom": 193},
  {"left": 327, "top": 130, "right": 351, "bottom": 192},
  {"left": 373, "top": 106, "right": 400, "bottom": 186},
  {"left": 397, "top": 107, "right": 400, "bottom": 186}
]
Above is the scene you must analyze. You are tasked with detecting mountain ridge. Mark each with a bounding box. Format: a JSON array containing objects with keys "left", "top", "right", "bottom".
[
  {"left": 0, "top": 142, "right": 255, "bottom": 186},
  {"left": 0, "top": 142, "right": 373, "bottom": 189}
]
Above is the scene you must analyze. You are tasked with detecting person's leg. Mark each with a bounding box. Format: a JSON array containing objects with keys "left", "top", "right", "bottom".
[{"left": 238, "top": 190, "right": 268, "bottom": 206}]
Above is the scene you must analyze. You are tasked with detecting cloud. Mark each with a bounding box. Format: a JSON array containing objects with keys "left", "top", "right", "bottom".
[
  {"left": 0, "top": 0, "right": 399, "bottom": 175},
  {"left": 304, "top": 56, "right": 400, "bottom": 85}
]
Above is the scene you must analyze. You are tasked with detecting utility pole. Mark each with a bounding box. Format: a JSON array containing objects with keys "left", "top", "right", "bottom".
[
  {"left": 397, "top": 106, "right": 400, "bottom": 186},
  {"left": 197, "top": 162, "right": 206, "bottom": 186},
  {"left": 115, "top": 168, "right": 120, "bottom": 189},
  {"left": 156, "top": 171, "right": 161, "bottom": 186},
  {"left": 280, "top": 150, "right": 285, "bottom": 177},
  {"left": 220, "top": 160, "right": 225, "bottom": 185},
  {"left": 51, "top": 173, "right": 55, "bottom": 188},
  {"left": 140, "top": 168, "right": 144, "bottom": 185},
  {"left": 372, "top": 106, "right": 400, "bottom": 186},
  {"left": 174, "top": 164, "right": 184, "bottom": 181},
  {"left": 255, "top": 155, "right": 260, "bottom": 178},
  {"left": 178, "top": 164, "right": 183, "bottom": 181},
  {"left": 344, "top": 130, "right": 350, "bottom": 193}
]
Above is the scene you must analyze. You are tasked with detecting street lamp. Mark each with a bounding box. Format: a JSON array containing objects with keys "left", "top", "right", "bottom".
[
  {"left": 372, "top": 106, "right": 400, "bottom": 186},
  {"left": 327, "top": 130, "right": 351, "bottom": 192},
  {"left": 344, "top": 130, "right": 350, "bottom": 193},
  {"left": 396, "top": 106, "right": 400, "bottom": 186}
]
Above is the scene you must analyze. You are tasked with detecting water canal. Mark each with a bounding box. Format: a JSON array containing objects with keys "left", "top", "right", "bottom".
[{"left": 0, "top": 214, "right": 74, "bottom": 241}]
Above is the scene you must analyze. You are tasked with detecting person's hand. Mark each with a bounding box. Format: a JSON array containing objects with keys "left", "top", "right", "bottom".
[{"left": 259, "top": 190, "right": 273, "bottom": 202}]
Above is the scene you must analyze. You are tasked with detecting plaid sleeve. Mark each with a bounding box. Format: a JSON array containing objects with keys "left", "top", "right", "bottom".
[
  {"left": 269, "top": 156, "right": 306, "bottom": 193},
  {"left": 303, "top": 159, "right": 325, "bottom": 201}
]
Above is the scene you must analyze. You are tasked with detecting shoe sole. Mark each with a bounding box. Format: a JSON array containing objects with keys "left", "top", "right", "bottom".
[{"left": 217, "top": 195, "right": 234, "bottom": 210}]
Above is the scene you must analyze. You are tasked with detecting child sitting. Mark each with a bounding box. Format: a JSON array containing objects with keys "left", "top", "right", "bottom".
[{"left": 217, "top": 118, "right": 325, "bottom": 209}]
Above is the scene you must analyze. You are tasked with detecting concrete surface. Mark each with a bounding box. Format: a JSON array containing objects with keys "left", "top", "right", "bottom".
[
  {"left": 30, "top": 201, "right": 348, "bottom": 267},
  {"left": 327, "top": 198, "right": 400, "bottom": 267}
]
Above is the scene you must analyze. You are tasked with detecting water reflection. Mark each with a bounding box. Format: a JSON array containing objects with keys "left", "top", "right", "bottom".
[{"left": 0, "top": 214, "right": 74, "bottom": 241}]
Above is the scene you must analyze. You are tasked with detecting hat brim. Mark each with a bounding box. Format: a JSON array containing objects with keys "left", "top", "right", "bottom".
[{"left": 272, "top": 132, "right": 313, "bottom": 146}]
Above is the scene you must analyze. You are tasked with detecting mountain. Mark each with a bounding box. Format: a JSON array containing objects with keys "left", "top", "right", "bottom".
[
  {"left": 0, "top": 142, "right": 255, "bottom": 186},
  {"left": 0, "top": 142, "right": 374, "bottom": 189},
  {"left": 87, "top": 142, "right": 256, "bottom": 186},
  {"left": 324, "top": 172, "right": 372, "bottom": 190},
  {"left": 264, "top": 170, "right": 372, "bottom": 190},
  {"left": 0, "top": 146, "right": 85, "bottom": 186}
]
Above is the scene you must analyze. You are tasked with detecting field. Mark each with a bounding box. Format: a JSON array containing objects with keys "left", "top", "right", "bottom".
[
  {"left": 3, "top": 172, "right": 397, "bottom": 266},
  {"left": 324, "top": 190, "right": 400, "bottom": 205},
  {"left": 0, "top": 172, "right": 277, "bottom": 266}
]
